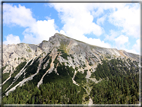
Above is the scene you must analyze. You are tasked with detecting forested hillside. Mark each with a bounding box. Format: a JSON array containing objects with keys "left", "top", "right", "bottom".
[
  {"left": 3, "top": 58, "right": 140, "bottom": 104},
  {"left": 1, "top": 33, "right": 140, "bottom": 104},
  {"left": 3, "top": 79, "right": 85, "bottom": 104},
  {"left": 90, "top": 58, "right": 139, "bottom": 104}
]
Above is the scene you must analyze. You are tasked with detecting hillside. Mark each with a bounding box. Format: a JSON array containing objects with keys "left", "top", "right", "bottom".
[{"left": 1, "top": 33, "right": 140, "bottom": 104}]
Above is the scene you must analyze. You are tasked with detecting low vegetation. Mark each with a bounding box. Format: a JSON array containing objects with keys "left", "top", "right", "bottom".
[
  {"left": 90, "top": 58, "right": 139, "bottom": 104},
  {"left": 2, "top": 52, "right": 140, "bottom": 104}
]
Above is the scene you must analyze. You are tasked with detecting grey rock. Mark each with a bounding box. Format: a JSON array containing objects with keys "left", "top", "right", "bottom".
[{"left": 1, "top": 33, "right": 140, "bottom": 96}]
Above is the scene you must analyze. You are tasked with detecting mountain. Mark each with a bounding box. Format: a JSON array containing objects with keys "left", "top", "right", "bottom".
[{"left": 1, "top": 33, "right": 140, "bottom": 104}]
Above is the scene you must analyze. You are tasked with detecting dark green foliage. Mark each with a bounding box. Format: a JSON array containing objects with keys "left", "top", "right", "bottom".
[
  {"left": 11, "top": 61, "right": 26, "bottom": 78},
  {"left": 21, "top": 57, "right": 26, "bottom": 60},
  {"left": 25, "top": 61, "right": 39, "bottom": 78},
  {"left": 2, "top": 77, "right": 14, "bottom": 94},
  {"left": 57, "top": 63, "right": 73, "bottom": 78},
  {"left": 91, "top": 58, "right": 139, "bottom": 80},
  {"left": 2, "top": 55, "right": 139, "bottom": 104},
  {"left": 89, "top": 62, "right": 93, "bottom": 66},
  {"left": 43, "top": 52, "right": 50, "bottom": 62},
  {"left": 90, "top": 74, "right": 139, "bottom": 104},
  {"left": 9, "top": 74, "right": 24, "bottom": 91},
  {"left": 67, "top": 66, "right": 75, "bottom": 77},
  {"left": 34, "top": 56, "right": 41, "bottom": 62},
  {"left": 27, "top": 60, "right": 33, "bottom": 66},
  {"left": 90, "top": 58, "right": 139, "bottom": 104},
  {"left": 53, "top": 54, "right": 59, "bottom": 68},
  {"left": 32, "top": 56, "right": 52, "bottom": 86},
  {"left": 74, "top": 70, "right": 87, "bottom": 84},
  {"left": 85, "top": 96, "right": 89, "bottom": 101},
  {"left": 82, "top": 64, "right": 86, "bottom": 68},
  {"left": 61, "top": 52, "right": 68, "bottom": 60},
  {"left": 57, "top": 63, "right": 68, "bottom": 77},
  {"left": 58, "top": 49, "right": 69, "bottom": 60},
  {"left": 3, "top": 77, "right": 85, "bottom": 104},
  {"left": 8, "top": 60, "right": 78, "bottom": 104},
  {"left": 3, "top": 72, "right": 10, "bottom": 82},
  {"left": 70, "top": 54, "right": 74, "bottom": 59},
  {"left": 43, "top": 71, "right": 60, "bottom": 83},
  {"left": 2, "top": 62, "right": 26, "bottom": 95},
  {"left": 105, "top": 55, "right": 111, "bottom": 59},
  {"left": 75, "top": 67, "right": 78, "bottom": 71},
  {"left": 43, "top": 62, "right": 75, "bottom": 84}
]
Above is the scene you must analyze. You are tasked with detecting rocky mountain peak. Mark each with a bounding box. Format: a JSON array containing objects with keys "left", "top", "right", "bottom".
[
  {"left": 1, "top": 33, "right": 140, "bottom": 105},
  {"left": 1, "top": 33, "right": 140, "bottom": 98},
  {"left": 2, "top": 33, "right": 139, "bottom": 71}
]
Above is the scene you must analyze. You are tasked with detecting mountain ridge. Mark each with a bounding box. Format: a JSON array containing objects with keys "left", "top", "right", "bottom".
[
  {"left": 1, "top": 33, "right": 140, "bottom": 104},
  {"left": 2, "top": 33, "right": 139, "bottom": 69}
]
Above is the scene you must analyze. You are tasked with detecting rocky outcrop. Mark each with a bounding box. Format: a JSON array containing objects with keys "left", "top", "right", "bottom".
[{"left": 1, "top": 33, "right": 139, "bottom": 96}]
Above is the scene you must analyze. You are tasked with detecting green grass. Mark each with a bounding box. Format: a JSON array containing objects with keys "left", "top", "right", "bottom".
[
  {"left": 3, "top": 72, "right": 10, "bottom": 82},
  {"left": 58, "top": 49, "right": 69, "bottom": 60},
  {"left": 59, "top": 42, "right": 70, "bottom": 56},
  {"left": 2, "top": 77, "right": 14, "bottom": 94}
]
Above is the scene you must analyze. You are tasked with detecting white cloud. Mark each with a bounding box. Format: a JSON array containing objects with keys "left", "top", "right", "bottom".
[
  {"left": 22, "top": 19, "right": 59, "bottom": 44},
  {"left": 3, "top": 3, "right": 36, "bottom": 27},
  {"left": 45, "top": 16, "right": 51, "bottom": 20},
  {"left": 51, "top": 3, "right": 104, "bottom": 37},
  {"left": 4, "top": 34, "right": 21, "bottom": 45},
  {"left": 125, "top": 49, "right": 139, "bottom": 55},
  {"left": 90, "top": 3, "right": 126, "bottom": 17},
  {"left": 115, "top": 35, "right": 128, "bottom": 48},
  {"left": 3, "top": 3, "right": 140, "bottom": 54},
  {"left": 96, "top": 15, "right": 106, "bottom": 25},
  {"left": 87, "top": 3, "right": 140, "bottom": 38},
  {"left": 132, "top": 39, "right": 140, "bottom": 53},
  {"left": 50, "top": 3, "right": 111, "bottom": 48},
  {"left": 3, "top": 4, "right": 59, "bottom": 44},
  {"left": 51, "top": 3, "right": 139, "bottom": 49},
  {"left": 108, "top": 3, "right": 140, "bottom": 38},
  {"left": 91, "top": 7, "right": 104, "bottom": 17},
  {"left": 73, "top": 33, "right": 111, "bottom": 48},
  {"left": 84, "top": 36, "right": 111, "bottom": 48},
  {"left": 105, "top": 30, "right": 118, "bottom": 41},
  {"left": 113, "top": 37, "right": 140, "bottom": 55},
  {"left": 59, "top": 30, "right": 66, "bottom": 35}
]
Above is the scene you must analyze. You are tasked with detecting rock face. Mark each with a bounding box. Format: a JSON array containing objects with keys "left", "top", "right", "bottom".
[
  {"left": 2, "top": 43, "right": 43, "bottom": 73},
  {"left": 1, "top": 33, "right": 140, "bottom": 97}
]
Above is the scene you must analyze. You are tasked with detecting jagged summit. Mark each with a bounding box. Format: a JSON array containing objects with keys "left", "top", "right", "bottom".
[{"left": 50, "top": 33, "right": 100, "bottom": 48}]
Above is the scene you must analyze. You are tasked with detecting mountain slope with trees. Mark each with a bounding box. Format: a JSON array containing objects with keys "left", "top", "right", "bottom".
[{"left": 1, "top": 33, "right": 140, "bottom": 104}]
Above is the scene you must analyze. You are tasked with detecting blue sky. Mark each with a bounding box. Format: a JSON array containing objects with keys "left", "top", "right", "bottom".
[{"left": 3, "top": 3, "right": 140, "bottom": 54}]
